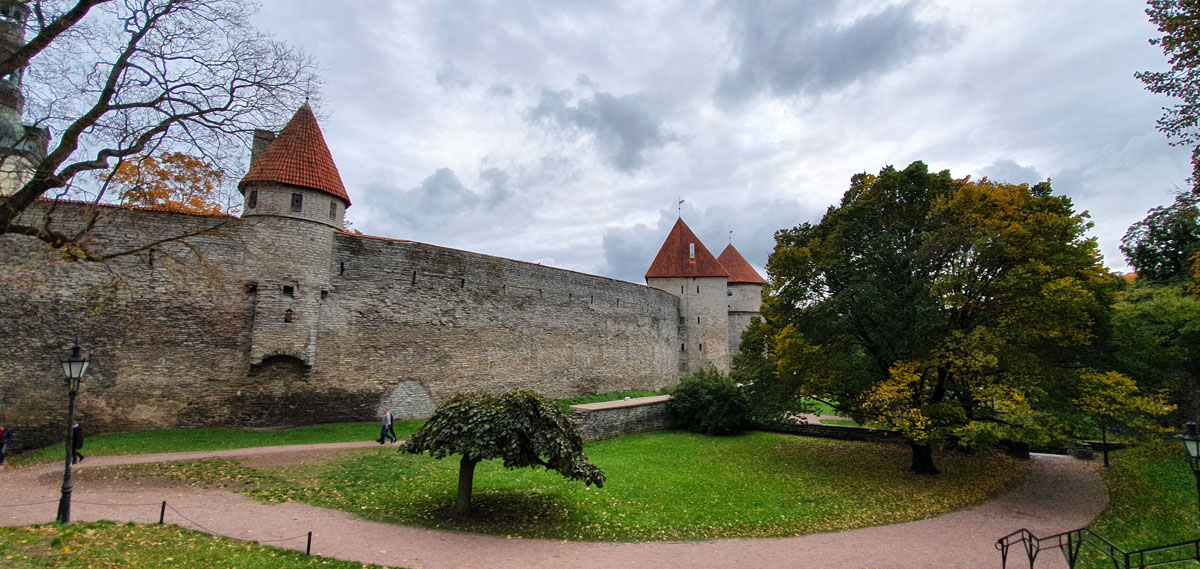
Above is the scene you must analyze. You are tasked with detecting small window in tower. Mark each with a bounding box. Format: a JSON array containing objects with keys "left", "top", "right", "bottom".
[
  {"left": 247, "top": 189, "right": 258, "bottom": 209},
  {"left": 728, "top": 288, "right": 733, "bottom": 296},
  {"left": 697, "top": 316, "right": 701, "bottom": 324},
  {"left": 699, "top": 343, "right": 703, "bottom": 351},
  {"left": 244, "top": 282, "right": 258, "bottom": 295},
  {"left": 689, "top": 243, "right": 695, "bottom": 259},
  {"left": 329, "top": 201, "right": 337, "bottom": 220},
  {"left": 291, "top": 192, "right": 303, "bottom": 212},
  {"left": 282, "top": 285, "right": 294, "bottom": 297},
  {"left": 681, "top": 343, "right": 686, "bottom": 351},
  {"left": 681, "top": 285, "right": 684, "bottom": 293},
  {"left": 320, "top": 290, "right": 328, "bottom": 300},
  {"left": 284, "top": 309, "right": 293, "bottom": 323},
  {"left": 697, "top": 286, "right": 700, "bottom": 293}
]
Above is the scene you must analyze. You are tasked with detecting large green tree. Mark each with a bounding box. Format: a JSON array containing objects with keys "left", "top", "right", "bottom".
[
  {"left": 754, "top": 161, "right": 1132, "bottom": 474},
  {"left": 404, "top": 391, "right": 605, "bottom": 517},
  {"left": 1137, "top": 0, "right": 1200, "bottom": 194},
  {"left": 1111, "top": 283, "right": 1200, "bottom": 420},
  {"left": 1120, "top": 193, "right": 1200, "bottom": 283}
]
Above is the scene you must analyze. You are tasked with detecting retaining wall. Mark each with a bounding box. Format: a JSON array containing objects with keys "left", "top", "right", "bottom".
[{"left": 569, "top": 395, "right": 673, "bottom": 441}]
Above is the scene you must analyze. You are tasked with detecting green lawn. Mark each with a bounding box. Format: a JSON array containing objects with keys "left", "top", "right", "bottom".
[
  {"left": 0, "top": 521, "right": 401, "bottom": 568},
  {"left": 555, "top": 390, "right": 663, "bottom": 413},
  {"left": 108, "top": 430, "right": 1027, "bottom": 542},
  {"left": 1076, "top": 443, "right": 1200, "bottom": 568},
  {"left": 9, "top": 421, "right": 424, "bottom": 467}
]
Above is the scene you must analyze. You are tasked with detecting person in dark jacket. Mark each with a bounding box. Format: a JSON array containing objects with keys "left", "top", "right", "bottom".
[
  {"left": 71, "top": 423, "right": 84, "bottom": 464},
  {"left": 0, "top": 426, "right": 11, "bottom": 467}
]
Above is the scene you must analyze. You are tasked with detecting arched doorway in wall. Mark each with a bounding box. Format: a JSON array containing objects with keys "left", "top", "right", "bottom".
[{"left": 235, "top": 353, "right": 371, "bottom": 426}]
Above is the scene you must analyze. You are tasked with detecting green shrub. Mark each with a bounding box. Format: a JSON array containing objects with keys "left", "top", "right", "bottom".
[{"left": 668, "top": 368, "right": 749, "bottom": 435}]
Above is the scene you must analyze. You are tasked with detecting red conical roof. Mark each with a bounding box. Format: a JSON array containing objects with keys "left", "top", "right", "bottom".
[
  {"left": 645, "top": 218, "right": 729, "bottom": 279},
  {"left": 718, "top": 244, "right": 765, "bottom": 284},
  {"left": 238, "top": 104, "right": 350, "bottom": 205}
]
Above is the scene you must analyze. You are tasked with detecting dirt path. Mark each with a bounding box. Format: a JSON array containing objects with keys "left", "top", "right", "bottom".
[{"left": 0, "top": 444, "right": 1105, "bottom": 569}]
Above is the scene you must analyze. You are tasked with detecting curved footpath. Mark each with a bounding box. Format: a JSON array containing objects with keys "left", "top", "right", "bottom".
[{"left": 0, "top": 443, "right": 1106, "bottom": 569}]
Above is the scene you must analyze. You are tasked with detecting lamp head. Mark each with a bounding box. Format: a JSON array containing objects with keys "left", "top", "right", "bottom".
[
  {"left": 60, "top": 343, "right": 88, "bottom": 391},
  {"left": 1184, "top": 422, "right": 1200, "bottom": 461}
]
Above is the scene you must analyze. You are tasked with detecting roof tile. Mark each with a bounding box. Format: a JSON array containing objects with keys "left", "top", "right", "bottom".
[
  {"left": 645, "top": 218, "right": 729, "bottom": 279},
  {"left": 238, "top": 104, "right": 350, "bottom": 205},
  {"left": 717, "top": 244, "right": 765, "bottom": 284}
]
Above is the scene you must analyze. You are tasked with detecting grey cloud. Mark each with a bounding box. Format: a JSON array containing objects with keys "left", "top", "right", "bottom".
[
  {"left": 977, "top": 160, "right": 1044, "bottom": 185},
  {"left": 486, "top": 83, "right": 514, "bottom": 98},
  {"left": 530, "top": 85, "right": 674, "bottom": 172},
  {"left": 435, "top": 65, "right": 473, "bottom": 89},
  {"left": 717, "top": 1, "right": 955, "bottom": 103},
  {"left": 378, "top": 167, "right": 513, "bottom": 232}
]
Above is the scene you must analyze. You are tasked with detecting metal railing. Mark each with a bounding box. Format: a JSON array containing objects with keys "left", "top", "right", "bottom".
[{"left": 998, "top": 527, "right": 1200, "bottom": 568}]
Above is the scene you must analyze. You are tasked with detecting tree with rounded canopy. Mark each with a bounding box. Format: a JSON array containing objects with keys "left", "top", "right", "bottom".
[
  {"left": 403, "top": 390, "right": 605, "bottom": 517},
  {"left": 1120, "top": 192, "right": 1200, "bottom": 284},
  {"left": 750, "top": 161, "right": 1146, "bottom": 475}
]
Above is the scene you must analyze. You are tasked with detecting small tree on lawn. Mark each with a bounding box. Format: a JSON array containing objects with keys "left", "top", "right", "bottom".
[{"left": 404, "top": 390, "right": 605, "bottom": 517}]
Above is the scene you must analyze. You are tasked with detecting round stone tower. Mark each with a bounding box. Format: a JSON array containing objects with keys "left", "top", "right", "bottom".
[
  {"left": 237, "top": 103, "right": 350, "bottom": 368},
  {"left": 645, "top": 218, "right": 732, "bottom": 374},
  {"left": 0, "top": 0, "right": 28, "bottom": 143},
  {"left": 239, "top": 103, "right": 350, "bottom": 229},
  {"left": 717, "top": 243, "right": 765, "bottom": 357}
]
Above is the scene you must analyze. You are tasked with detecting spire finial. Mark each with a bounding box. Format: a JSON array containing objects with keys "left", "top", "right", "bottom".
[
  {"left": 677, "top": 197, "right": 685, "bottom": 218},
  {"left": 729, "top": 225, "right": 733, "bottom": 244}
]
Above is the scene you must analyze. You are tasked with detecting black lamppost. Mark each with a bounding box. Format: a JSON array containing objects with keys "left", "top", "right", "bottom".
[
  {"left": 55, "top": 342, "right": 88, "bottom": 524},
  {"left": 1183, "top": 422, "right": 1200, "bottom": 516}
]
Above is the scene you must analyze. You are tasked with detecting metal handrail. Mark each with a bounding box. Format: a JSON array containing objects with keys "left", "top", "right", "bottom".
[{"left": 997, "top": 527, "right": 1200, "bottom": 569}]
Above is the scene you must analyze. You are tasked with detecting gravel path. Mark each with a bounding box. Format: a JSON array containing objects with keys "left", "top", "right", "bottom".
[{"left": 0, "top": 444, "right": 1106, "bottom": 569}]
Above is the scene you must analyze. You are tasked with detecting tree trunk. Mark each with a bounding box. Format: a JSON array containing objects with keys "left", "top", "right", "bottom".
[
  {"left": 1101, "top": 424, "right": 1109, "bottom": 468},
  {"left": 455, "top": 456, "right": 478, "bottom": 518},
  {"left": 910, "top": 442, "right": 940, "bottom": 476}
]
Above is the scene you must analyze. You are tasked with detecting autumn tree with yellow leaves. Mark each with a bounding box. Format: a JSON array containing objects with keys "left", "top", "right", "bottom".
[
  {"left": 108, "top": 153, "right": 229, "bottom": 215},
  {"left": 747, "top": 161, "right": 1165, "bottom": 475}
]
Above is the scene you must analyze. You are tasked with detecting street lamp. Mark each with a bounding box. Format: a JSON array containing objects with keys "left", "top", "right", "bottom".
[
  {"left": 1183, "top": 422, "right": 1200, "bottom": 516},
  {"left": 56, "top": 342, "right": 88, "bottom": 524}
]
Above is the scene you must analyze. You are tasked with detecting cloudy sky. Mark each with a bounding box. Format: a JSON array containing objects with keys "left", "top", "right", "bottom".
[{"left": 251, "top": 0, "right": 1190, "bottom": 283}]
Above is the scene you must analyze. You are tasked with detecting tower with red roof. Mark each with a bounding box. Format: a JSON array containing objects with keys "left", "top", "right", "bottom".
[
  {"left": 717, "top": 243, "right": 765, "bottom": 358},
  {"left": 645, "top": 219, "right": 764, "bottom": 373},
  {"left": 236, "top": 103, "right": 351, "bottom": 367},
  {"left": 645, "top": 218, "right": 732, "bottom": 372}
]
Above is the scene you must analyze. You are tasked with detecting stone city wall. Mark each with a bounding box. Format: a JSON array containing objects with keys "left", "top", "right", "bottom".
[{"left": 0, "top": 202, "right": 682, "bottom": 451}]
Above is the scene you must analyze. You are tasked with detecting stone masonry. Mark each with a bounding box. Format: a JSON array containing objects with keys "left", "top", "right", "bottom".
[{"left": 0, "top": 103, "right": 763, "bottom": 452}]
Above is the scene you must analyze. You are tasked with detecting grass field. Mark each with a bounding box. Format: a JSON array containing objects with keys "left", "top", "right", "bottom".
[
  {"left": 1076, "top": 443, "right": 1200, "bottom": 568},
  {"left": 554, "top": 390, "right": 664, "bottom": 413},
  {"left": 9, "top": 421, "right": 424, "bottom": 467},
  {"left": 0, "top": 521, "right": 400, "bottom": 569},
  {"left": 9, "top": 390, "right": 660, "bottom": 467},
  {"left": 106, "top": 430, "right": 1027, "bottom": 542}
]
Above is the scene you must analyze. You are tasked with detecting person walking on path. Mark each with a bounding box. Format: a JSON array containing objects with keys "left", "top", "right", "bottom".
[
  {"left": 378, "top": 408, "right": 396, "bottom": 444},
  {"left": 71, "top": 422, "right": 84, "bottom": 464},
  {"left": 0, "top": 426, "right": 10, "bottom": 468}
]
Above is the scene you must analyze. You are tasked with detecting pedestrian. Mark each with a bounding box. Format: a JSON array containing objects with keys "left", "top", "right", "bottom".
[
  {"left": 0, "top": 426, "right": 10, "bottom": 468},
  {"left": 71, "top": 422, "right": 84, "bottom": 464},
  {"left": 378, "top": 407, "right": 396, "bottom": 444}
]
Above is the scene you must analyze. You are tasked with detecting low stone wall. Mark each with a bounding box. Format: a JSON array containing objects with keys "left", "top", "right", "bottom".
[{"left": 569, "top": 395, "right": 672, "bottom": 441}]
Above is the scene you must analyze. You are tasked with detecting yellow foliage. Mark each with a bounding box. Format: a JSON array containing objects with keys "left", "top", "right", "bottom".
[
  {"left": 110, "top": 152, "right": 227, "bottom": 215},
  {"left": 862, "top": 362, "right": 932, "bottom": 443}
]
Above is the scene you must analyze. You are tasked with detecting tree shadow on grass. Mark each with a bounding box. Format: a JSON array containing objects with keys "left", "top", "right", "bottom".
[{"left": 426, "top": 490, "right": 574, "bottom": 531}]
